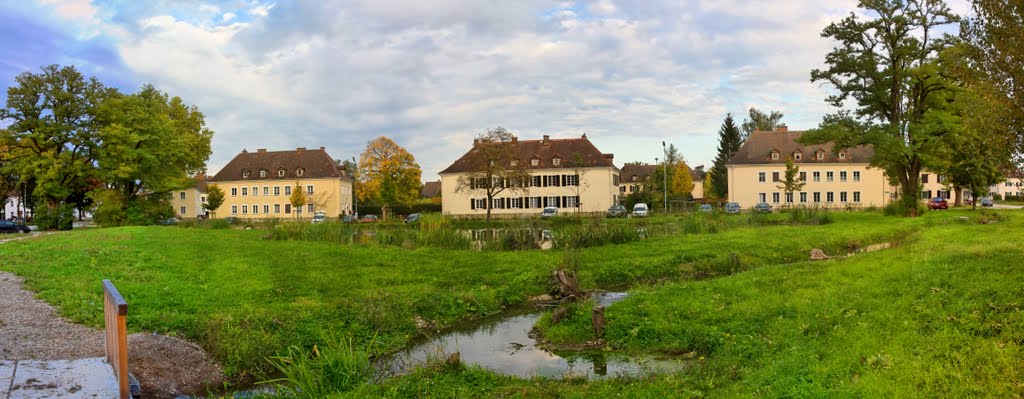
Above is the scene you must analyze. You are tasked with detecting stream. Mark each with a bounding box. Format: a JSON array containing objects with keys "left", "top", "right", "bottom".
[{"left": 383, "top": 292, "right": 688, "bottom": 379}]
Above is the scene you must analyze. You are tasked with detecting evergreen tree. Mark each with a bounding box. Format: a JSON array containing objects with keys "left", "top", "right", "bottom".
[{"left": 710, "top": 114, "right": 743, "bottom": 199}]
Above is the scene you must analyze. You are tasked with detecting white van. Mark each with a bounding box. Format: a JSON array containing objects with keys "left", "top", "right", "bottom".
[
  {"left": 632, "top": 203, "right": 649, "bottom": 217},
  {"left": 311, "top": 211, "right": 327, "bottom": 224}
]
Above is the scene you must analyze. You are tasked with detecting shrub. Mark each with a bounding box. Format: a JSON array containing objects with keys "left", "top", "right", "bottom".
[
  {"left": 266, "top": 336, "right": 373, "bottom": 398},
  {"left": 33, "top": 203, "right": 75, "bottom": 231},
  {"left": 992, "top": 193, "right": 1003, "bottom": 201},
  {"left": 883, "top": 201, "right": 926, "bottom": 217}
]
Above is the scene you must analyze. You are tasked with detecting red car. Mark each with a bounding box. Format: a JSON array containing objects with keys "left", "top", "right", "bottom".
[{"left": 928, "top": 197, "right": 948, "bottom": 210}]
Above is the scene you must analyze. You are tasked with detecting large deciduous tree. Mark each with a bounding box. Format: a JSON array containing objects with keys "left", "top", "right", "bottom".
[
  {"left": 454, "top": 127, "right": 529, "bottom": 220},
  {"left": 357, "top": 136, "right": 421, "bottom": 219},
  {"left": 90, "top": 85, "right": 213, "bottom": 226},
  {"left": 803, "top": 0, "right": 959, "bottom": 216},
  {"left": 741, "top": 107, "right": 785, "bottom": 138},
  {"left": 0, "top": 65, "right": 113, "bottom": 227},
  {"left": 711, "top": 114, "right": 743, "bottom": 199}
]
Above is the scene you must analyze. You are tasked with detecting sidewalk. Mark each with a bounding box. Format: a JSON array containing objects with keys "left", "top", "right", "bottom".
[{"left": 1, "top": 358, "right": 119, "bottom": 398}]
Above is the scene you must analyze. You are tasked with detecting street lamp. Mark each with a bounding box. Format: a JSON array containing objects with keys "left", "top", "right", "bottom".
[
  {"left": 662, "top": 141, "right": 668, "bottom": 214},
  {"left": 351, "top": 156, "right": 358, "bottom": 218}
]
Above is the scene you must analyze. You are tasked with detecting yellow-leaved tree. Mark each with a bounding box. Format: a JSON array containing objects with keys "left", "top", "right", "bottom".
[
  {"left": 671, "top": 162, "right": 694, "bottom": 200},
  {"left": 357, "top": 136, "right": 422, "bottom": 219}
]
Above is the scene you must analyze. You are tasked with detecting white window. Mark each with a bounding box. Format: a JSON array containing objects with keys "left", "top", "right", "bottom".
[
  {"left": 758, "top": 172, "right": 766, "bottom": 183},
  {"left": 565, "top": 175, "right": 579, "bottom": 186},
  {"left": 231, "top": 205, "right": 238, "bottom": 214},
  {"left": 274, "top": 186, "right": 281, "bottom": 196},
  {"left": 544, "top": 175, "right": 560, "bottom": 186},
  {"left": 840, "top": 171, "right": 847, "bottom": 182},
  {"left": 794, "top": 152, "right": 802, "bottom": 161},
  {"left": 201, "top": 196, "right": 207, "bottom": 203},
  {"left": 839, "top": 151, "right": 847, "bottom": 160},
  {"left": 241, "top": 205, "right": 248, "bottom": 214},
  {"left": 307, "top": 185, "right": 314, "bottom": 194},
  {"left": 826, "top": 171, "right": 834, "bottom": 182},
  {"left": 179, "top": 192, "right": 186, "bottom": 200},
  {"left": 274, "top": 204, "right": 281, "bottom": 214},
  {"left": 785, "top": 192, "right": 793, "bottom": 203},
  {"left": 853, "top": 171, "right": 861, "bottom": 182},
  {"left": 180, "top": 206, "right": 186, "bottom": 215},
  {"left": 759, "top": 193, "right": 767, "bottom": 203},
  {"left": 308, "top": 204, "right": 314, "bottom": 212},
  {"left": 565, "top": 196, "right": 578, "bottom": 208},
  {"left": 242, "top": 187, "right": 248, "bottom": 196},
  {"left": 827, "top": 192, "right": 834, "bottom": 202},
  {"left": 474, "top": 199, "right": 486, "bottom": 209},
  {"left": 242, "top": 170, "right": 250, "bottom": 178},
  {"left": 252, "top": 186, "right": 258, "bottom": 196},
  {"left": 296, "top": 168, "right": 304, "bottom": 176},
  {"left": 813, "top": 192, "right": 821, "bottom": 202},
  {"left": 511, "top": 198, "right": 522, "bottom": 208},
  {"left": 285, "top": 186, "right": 292, "bottom": 195},
  {"left": 853, "top": 191, "right": 861, "bottom": 203},
  {"left": 510, "top": 160, "right": 518, "bottom": 167},
  {"left": 840, "top": 192, "right": 848, "bottom": 202},
  {"left": 231, "top": 187, "right": 238, "bottom": 197},
  {"left": 546, "top": 196, "right": 561, "bottom": 208},
  {"left": 531, "top": 159, "right": 539, "bottom": 166},
  {"left": 252, "top": 204, "right": 259, "bottom": 215},
  {"left": 528, "top": 197, "right": 541, "bottom": 208},
  {"left": 813, "top": 171, "right": 820, "bottom": 182},
  {"left": 263, "top": 186, "right": 269, "bottom": 196},
  {"left": 278, "top": 169, "right": 286, "bottom": 177},
  {"left": 552, "top": 158, "right": 561, "bottom": 166},
  {"left": 800, "top": 192, "right": 807, "bottom": 203},
  {"left": 816, "top": 152, "right": 825, "bottom": 160},
  {"left": 260, "top": 170, "right": 267, "bottom": 178},
  {"left": 263, "top": 205, "right": 270, "bottom": 214},
  {"left": 771, "top": 152, "right": 779, "bottom": 160},
  {"left": 772, "top": 192, "right": 780, "bottom": 203}
]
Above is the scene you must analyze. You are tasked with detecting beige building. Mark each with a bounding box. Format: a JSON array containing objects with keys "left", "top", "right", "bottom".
[
  {"left": 618, "top": 163, "right": 704, "bottom": 200},
  {"left": 170, "top": 174, "right": 210, "bottom": 219},
  {"left": 727, "top": 127, "right": 892, "bottom": 208},
  {"left": 210, "top": 147, "right": 354, "bottom": 220},
  {"left": 439, "top": 134, "right": 620, "bottom": 216},
  {"left": 986, "top": 171, "right": 1023, "bottom": 199}
]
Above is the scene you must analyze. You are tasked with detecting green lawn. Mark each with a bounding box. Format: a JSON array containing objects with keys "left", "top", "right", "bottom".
[{"left": 1, "top": 210, "right": 1010, "bottom": 397}]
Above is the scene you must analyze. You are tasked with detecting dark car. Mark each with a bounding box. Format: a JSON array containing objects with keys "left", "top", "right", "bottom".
[
  {"left": 698, "top": 204, "right": 713, "bottom": 213},
  {"left": 981, "top": 198, "right": 994, "bottom": 207},
  {"left": 606, "top": 205, "right": 627, "bottom": 218},
  {"left": 754, "top": 202, "right": 772, "bottom": 213},
  {"left": 405, "top": 213, "right": 421, "bottom": 224},
  {"left": 725, "top": 202, "right": 741, "bottom": 214},
  {"left": 360, "top": 214, "right": 379, "bottom": 223},
  {"left": 0, "top": 220, "right": 30, "bottom": 234},
  {"left": 928, "top": 197, "right": 948, "bottom": 210},
  {"left": 342, "top": 214, "right": 356, "bottom": 223}
]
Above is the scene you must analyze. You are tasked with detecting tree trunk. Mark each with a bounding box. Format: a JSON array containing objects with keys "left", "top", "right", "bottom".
[
  {"left": 899, "top": 163, "right": 922, "bottom": 217},
  {"left": 592, "top": 306, "right": 606, "bottom": 339},
  {"left": 552, "top": 268, "right": 579, "bottom": 298},
  {"left": 485, "top": 193, "right": 492, "bottom": 221},
  {"left": 953, "top": 186, "right": 963, "bottom": 207}
]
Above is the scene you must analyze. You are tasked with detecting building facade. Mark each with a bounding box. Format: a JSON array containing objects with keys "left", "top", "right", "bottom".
[
  {"left": 618, "top": 163, "right": 704, "bottom": 200},
  {"left": 3, "top": 194, "right": 31, "bottom": 220},
  {"left": 210, "top": 147, "right": 354, "bottom": 220},
  {"left": 727, "top": 127, "right": 892, "bottom": 208},
  {"left": 170, "top": 174, "right": 210, "bottom": 219},
  {"left": 439, "top": 134, "right": 620, "bottom": 217}
]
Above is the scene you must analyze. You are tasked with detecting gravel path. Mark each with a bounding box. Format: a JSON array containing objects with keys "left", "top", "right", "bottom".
[{"left": 0, "top": 270, "right": 226, "bottom": 398}]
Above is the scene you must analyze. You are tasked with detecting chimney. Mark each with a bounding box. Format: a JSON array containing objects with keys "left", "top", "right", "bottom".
[
  {"left": 257, "top": 148, "right": 267, "bottom": 153},
  {"left": 473, "top": 138, "right": 480, "bottom": 146},
  {"left": 319, "top": 146, "right": 325, "bottom": 151},
  {"left": 242, "top": 149, "right": 248, "bottom": 153},
  {"left": 542, "top": 135, "right": 550, "bottom": 145},
  {"left": 582, "top": 133, "right": 587, "bottom": 139},
  {"left": 776, "top": 124, "right": 788, "bottom": 132},
  {"left": 511, "top": 136, "right": 518, "bottom": 143},
  {"left": 296, "top": 147, "right": 306, "bottom": 151},
  {"left": 602, "top": 153, "right": 614, "bottom": 161}
]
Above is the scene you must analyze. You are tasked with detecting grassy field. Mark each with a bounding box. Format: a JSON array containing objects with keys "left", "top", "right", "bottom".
[{"left": 0, "top": 210, "right": 1014, "bottom": 397}]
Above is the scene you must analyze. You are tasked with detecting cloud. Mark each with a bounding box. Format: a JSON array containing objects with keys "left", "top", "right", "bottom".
[{"left": 8, "top": 0, "right": 972, "bottom": 177}]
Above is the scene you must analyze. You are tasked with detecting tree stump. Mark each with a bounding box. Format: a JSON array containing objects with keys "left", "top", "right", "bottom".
[
  {"left": 592, "top": 306, "right": 606, "bottom": 339},
  {"left": 552, "top": 268, "right": 580, "bottom": 297},
  {"left": 550, "top": 307, "right": 568, "bottom": 325}
]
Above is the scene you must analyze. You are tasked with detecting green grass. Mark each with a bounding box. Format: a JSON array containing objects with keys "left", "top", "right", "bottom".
[{"left": 0, "top": 210, "right": 986, "bottom": 396}]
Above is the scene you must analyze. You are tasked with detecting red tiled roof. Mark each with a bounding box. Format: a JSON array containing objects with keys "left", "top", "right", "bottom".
[
  {"left": 439, "top": 134, "right": 615, "bottom": 174},
  {"left": 211, "top": 147, "right": 353, "bottom": 182},
  {"left": 728, "top": 130, "right": 874, "bottom": 165}
]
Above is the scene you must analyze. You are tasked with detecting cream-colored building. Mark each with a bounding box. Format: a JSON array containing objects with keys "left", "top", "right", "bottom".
[
  {"left": 210, "top": 147, "right": 354, "bottom": 220},
  {"left": 727, "top": 127, "right": 893, "bottom": 208},
  {"left": 439, "top": 134, "right": 620, "bottom": 216},
  {"left": 170, "top": 174, "right": 210, "bottom": 219},
  {"left": 618, "top": 163, "right": 704, "bottom": 200},
  {"left": 986, "top": 171, "right": 1023, "bottom": 199}
]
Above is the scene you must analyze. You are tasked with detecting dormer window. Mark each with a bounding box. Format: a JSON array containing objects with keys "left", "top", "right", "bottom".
[
  {"left": 277, "top": 168, "right": 286, "bottom": 177},
  {"left": 552, "top": 158, "right": 561, "bottom": 166},
  {"left": 296, "top": 168, "right": 305, "bottom": 177},
  {"left": 794, "top": 152, "right": 802, "bottom": 161},
  {"left": 816, "top": 151, "right": 825, "bottom": 160},
  {"left": 260, "top": 170, "right": 267, "bottom": 178},
  {"left": 510, "top": 160, "right": 518, "bottom": 167},
  {"left": 632, "top": 175, "right": 638, "bottom": 182},
  {"left": 242, "top": 170, "right": 250, "bottom": 178},
  {"left": 771, "top": 151, "right": 780, "bottom": 160},
  {"left": 531, "top": 159, "right": 539, "bottom": 166},
  {"left": 838, "top": 151, "right": 847, "bottom": 160}
]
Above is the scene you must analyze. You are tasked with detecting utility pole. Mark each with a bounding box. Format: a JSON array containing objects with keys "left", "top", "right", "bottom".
[
  {"left": 662, "top": 141, "right": 668, "bottom": 214},
  {"left": 351, "top": 156, "right": 359, "bottom": 218}
]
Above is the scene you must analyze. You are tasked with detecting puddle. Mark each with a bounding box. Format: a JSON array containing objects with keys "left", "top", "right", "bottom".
[
  {"left": 384, "top": 292, "right": 688, "bottom": 379},
  {"left": 845, "top": 242, "right": 893, "bottom": 257}
]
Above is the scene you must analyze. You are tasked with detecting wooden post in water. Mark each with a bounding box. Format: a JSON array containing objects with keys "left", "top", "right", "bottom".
[
  {"left": 103, "top": 279, "right": 130, "bottom": 399},
  {"left": 592, "top": 306, "right": 606, "bottom": 340}
]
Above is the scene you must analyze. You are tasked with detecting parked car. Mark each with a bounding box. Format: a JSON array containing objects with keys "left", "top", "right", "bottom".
[
  {"left": 981, "top": 198, "right": 994, "bottom": 207},
  {"left": 405, "top": 213, "right": 421, "bottom": 224},
  {"left": 224, "top": 216, "right": 240, "bottom": 224},
  {"left": 0, "top": 220, "right": 30, "bottom": 234},
  {"left": 157, "top": 217, "right": 180, "bottom": 226},
  {"left": 754, "top": 202, "right": 772, "bottom": 213},
  {"left": 342, "top": 214, "right": 356, "bottom": 223},
  {"left": 698, "top": 204, "right": 713, "bottom": 213},
  {"left": 360, "top": 214, "right": 379, "bottom": 223},
  {"left": 724, "top": 202, "right": 741, "bottom": 214},
  {"left": 541, "top": 207, "right": 558, "bottom": 218},
  {"left": 928, "top": 197, "right": 948, "bottom": 210},
  {"left": 606, "top": 205, "right": 627, "bottom": 218},
  {"left": 632, "top": 203, "right": 649, "bottom": 217},
  {"left": 311, "top": 211, "right": 327, "bottom": 224}
]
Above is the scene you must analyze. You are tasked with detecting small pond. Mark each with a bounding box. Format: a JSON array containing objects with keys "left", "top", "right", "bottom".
[{"left": 384, "top": 292, "right": 688, "bottom": 379}]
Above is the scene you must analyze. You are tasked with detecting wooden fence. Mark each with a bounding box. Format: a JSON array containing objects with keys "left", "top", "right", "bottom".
[{"left": 103, "top": 279, "right": 130, "bottom": 399}]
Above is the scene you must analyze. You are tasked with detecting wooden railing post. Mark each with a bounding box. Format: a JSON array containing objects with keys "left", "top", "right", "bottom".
[{"left": 103, "top": 279, "right": 130, "bottom": 399}]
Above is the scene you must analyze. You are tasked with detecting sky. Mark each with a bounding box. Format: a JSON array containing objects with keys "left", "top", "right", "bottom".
[{"left": 0, "top": 0, "right": 972, "bottom": 180}]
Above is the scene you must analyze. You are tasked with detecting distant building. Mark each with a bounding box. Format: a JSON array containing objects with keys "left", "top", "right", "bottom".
[
  {"left": 420, "top": 181, "right": 441, "bottom": 199},
  {"left": 618, "top": 163, "right": 704, "bottom": 200},
  {"left": 727, "top": 126, "right": 892, "bottom": 208},
  {"left": 3, "top": 193, "right": 31, "bottom": 220},
  {"left": 439, "top": 134, "right": 620, "bottom": 216},
  {"left": 210, "top": 147, "right": 354, "bottom": 219},
  {"left": 170, "top": 174, "right": 210, "bottom": 219}
]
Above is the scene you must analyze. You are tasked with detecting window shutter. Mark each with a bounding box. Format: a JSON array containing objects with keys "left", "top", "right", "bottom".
[
  {"left": 520, "top": 197, "right": 526, "bottom": 209},
  {"left": 561, "top": 175, "right": 567, "bottom": 186},
  {"left": 575, "top": 196, "right": 580, "bottom": 207},
  {"left": 543, "top": 176, "right": 548, "bottom": 187},
  {"left": 471, "top": 199, "right": 476, "bottom": 210},
  {"left": 560, "top": 196, "right": 566, "bottom": 208},
  {"left": 543, "top": 197, "right": 548, "bottom": 207},
  {"left": 574, "top": 174, "right": 580, "bottom": 186}
]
